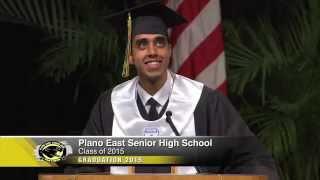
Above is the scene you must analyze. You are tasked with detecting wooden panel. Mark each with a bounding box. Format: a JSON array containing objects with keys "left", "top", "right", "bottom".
[
  {"left": 39, "top": 174, "right": 76, "bottom": 180},
  {"left": 39, "top": 174, "right": 267, "bottom": 180}
]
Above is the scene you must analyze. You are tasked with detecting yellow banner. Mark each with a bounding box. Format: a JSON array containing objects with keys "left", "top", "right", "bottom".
[
  {"left": 0, "top": 137, "right": 55, "bottom": 167},
  {"left": 68, "top": 155, "right": 182, "bottom": 164}
]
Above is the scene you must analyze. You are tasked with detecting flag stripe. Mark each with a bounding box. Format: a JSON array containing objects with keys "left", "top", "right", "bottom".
[
  {"left": 171, "top": 0, "right": 210, "bottom": 47},
  {"left": 195, "top": 52, "right": 226, "bottom": 89},
  {"left": 164, "top": 0, "right": 184, "bottom": 11},
  {"left": 217, "top": 80, "right": 227, "bottom": 95},
  {"left": 177, "top": 23, "right": 224, "bottom": 78},
  {"left": 167, "top": 0, "right": 227, "bottom": 94},
  {"left": 171, "top": 0, "right": 221, "bottom": 72}
]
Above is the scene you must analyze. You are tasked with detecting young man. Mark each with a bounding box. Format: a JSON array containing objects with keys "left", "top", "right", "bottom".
[{"left": 83, "top": 2, "right": 279, "bottom": 179}]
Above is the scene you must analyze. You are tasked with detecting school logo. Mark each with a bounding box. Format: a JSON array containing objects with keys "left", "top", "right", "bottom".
[{"left": 36, "top": 141, "right": 72, "bottom": 162}]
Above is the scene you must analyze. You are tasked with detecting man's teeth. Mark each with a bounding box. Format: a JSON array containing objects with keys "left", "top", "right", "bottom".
[{"left": 145, "top": 60, "right": 161, "bottom": 64}]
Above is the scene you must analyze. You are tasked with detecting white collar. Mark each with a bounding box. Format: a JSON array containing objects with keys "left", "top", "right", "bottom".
[{"left": 137, "top": 71, "right": 173, "bottom": 107}]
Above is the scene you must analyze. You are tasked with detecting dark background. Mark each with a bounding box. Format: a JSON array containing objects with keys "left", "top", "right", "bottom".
[
  {"left": 0, "top": 0, "right": 283, "bottom": 135},
  {"left": 0, "top": 0, "right": 295, "bottom": 179}
]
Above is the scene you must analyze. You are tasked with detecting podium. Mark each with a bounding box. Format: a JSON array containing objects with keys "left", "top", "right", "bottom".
[{"left": 39, "top": 174, "right": 267, "bottom": 180}]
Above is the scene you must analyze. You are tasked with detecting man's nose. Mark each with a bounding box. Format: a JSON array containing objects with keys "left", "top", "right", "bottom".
[{"left": 146, "top": 43, "right": 157, "bottom": 56}]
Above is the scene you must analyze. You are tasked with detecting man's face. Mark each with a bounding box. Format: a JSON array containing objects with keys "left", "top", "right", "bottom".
[{"left": 129, "top": 34, "right": 171, "bottom": 82}]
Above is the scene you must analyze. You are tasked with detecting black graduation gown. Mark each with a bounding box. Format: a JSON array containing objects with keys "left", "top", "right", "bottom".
[{"left": 82, "top": 86, "right": 279, "bottom": 180}]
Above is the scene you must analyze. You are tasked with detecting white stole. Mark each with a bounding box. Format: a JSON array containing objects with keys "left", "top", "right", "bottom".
[{"left": 110, "top": 74, "right": 203, "bottom": 174}]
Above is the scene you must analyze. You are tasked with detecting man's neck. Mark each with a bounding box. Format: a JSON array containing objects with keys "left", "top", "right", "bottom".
[{"left": 139, "top": 73, "right": 168, "bottom": 96}]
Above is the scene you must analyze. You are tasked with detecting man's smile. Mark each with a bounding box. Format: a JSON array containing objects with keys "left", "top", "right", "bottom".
[{"left": 144, "top": 59, "right": 163, "bottom": 69}]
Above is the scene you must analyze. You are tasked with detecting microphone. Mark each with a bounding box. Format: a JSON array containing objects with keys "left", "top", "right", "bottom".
[
  {"left": 165, "top": 111, "right": 202, "bottom": 174},
  {"left": 165, "top": 111, "right": 180, "bottom": 136}
]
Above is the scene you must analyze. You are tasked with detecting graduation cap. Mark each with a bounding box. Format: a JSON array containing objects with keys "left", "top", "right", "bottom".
[{"left": 106, "top": 1, "right": 187, "bottom": 78}]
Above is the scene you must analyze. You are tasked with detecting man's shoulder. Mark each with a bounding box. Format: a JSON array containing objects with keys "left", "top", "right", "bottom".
[
  {"left": 94, "top": 89, "right": 112, "bottom": 104},
  {"left": 201, "top": 85, "right": 226, "bottom": 99},
  {"left": 109, "top": 77, "right": 137, "bottom": 99},
  {"left": 92, "top": 78, "right": 136, "bottom": 111},
  {"left": 95, "top": 77, "right": 137, "bottom": 97},
  {"left": 175, "top": 74, "right": 225, "bottom": 100},
  {"left": 95, "top": 78, "right": 135, "bottom": 102},
  {"left": 113, "top": 78, "right": 137, "bottom": 90},
  {"left": 175, "top": 73, "right": 203, "bottom": 87}
]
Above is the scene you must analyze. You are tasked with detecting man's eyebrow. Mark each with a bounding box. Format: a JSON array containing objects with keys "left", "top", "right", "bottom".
[
  {"left": 155, "top": 36, "right": 167, "bottom": 40},
  {"left": 134, "top": 35, "right": 167, "bottom": 41},
  {"left": 134, "top": 38, "right": 148, "bottom": 41}
]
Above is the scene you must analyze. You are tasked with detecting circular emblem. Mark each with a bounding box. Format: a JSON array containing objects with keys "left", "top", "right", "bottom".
[{"left": 38, "top": 141, "right": 66, "bottom": 162}]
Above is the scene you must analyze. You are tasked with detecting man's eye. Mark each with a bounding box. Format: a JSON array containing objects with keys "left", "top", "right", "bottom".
[
  {"left": 136, "top": 39, "right": 148, "bottom": 49},
  {"left": 155, "top": 38, "right": 167, "bottom": 48}
]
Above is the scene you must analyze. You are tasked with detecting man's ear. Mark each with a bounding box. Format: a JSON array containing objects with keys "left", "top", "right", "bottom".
[{"left": 128, "top": 54, "right": 134, "bottom": 64}]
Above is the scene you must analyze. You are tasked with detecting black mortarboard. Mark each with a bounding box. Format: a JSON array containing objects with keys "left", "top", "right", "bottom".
[
  {"left": 106, "top": 1, "right": 187, "bottom": 77},
  {"left": 108, "top": 1, "right": 186, "bottom": 36},
  {"left": 129, "top": 1, "right": 186, "bottom": 36}
]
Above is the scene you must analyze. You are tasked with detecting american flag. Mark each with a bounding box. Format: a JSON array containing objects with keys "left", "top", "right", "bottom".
[{"left": 165, "top": 0, "right": 227, "bottom": 95}]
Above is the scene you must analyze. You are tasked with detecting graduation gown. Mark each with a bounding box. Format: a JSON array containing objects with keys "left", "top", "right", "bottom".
[{"left": 82, "top": 74, "right": 279, "bottom": 180}]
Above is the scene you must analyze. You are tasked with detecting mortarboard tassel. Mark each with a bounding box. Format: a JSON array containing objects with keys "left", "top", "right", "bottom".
[{"left": 122, "top": 12, "right": 132, "bottom": 78}]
